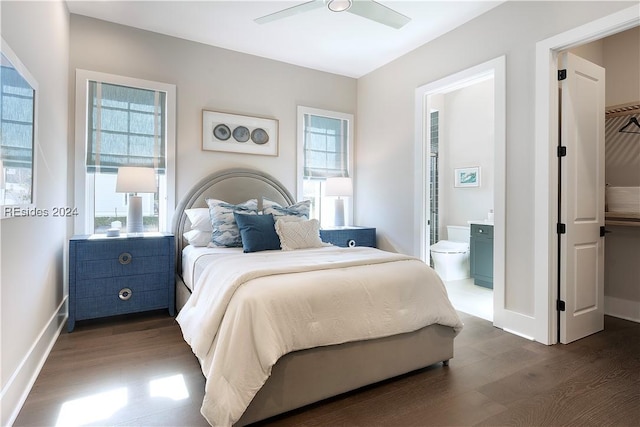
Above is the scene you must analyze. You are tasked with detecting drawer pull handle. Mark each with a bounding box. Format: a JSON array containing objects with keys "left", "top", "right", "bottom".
[
  {"left": 348, "top": 239, "right": 356, "bottom": 247},
  {"left": 119, "top": 288, "right": 133, "bottom": 301},
  {"left": 478, "top": 229, "right": 484, "bottom": 233},
  {"left": 119, "top": 252, "right": 132, "bottom": 265}
]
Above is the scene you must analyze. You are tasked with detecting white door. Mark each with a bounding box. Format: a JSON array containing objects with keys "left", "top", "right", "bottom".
[{"left": 559, "top": 52, "right": 606, "bottom": 344}]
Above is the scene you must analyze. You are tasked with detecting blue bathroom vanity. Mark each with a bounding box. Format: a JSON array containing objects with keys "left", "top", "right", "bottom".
[{"left": 469, "top": 222, "right": 494, "bottom": 289}]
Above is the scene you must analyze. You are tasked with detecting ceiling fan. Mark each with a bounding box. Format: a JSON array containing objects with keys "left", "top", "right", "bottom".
[{"left": 254, "top": 0, "right": 411, "bottom": 29}]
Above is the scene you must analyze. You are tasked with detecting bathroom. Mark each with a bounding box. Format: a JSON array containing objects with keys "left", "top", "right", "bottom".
[{"left": 427, "top": 75, "right": 495, "bottom": 321}]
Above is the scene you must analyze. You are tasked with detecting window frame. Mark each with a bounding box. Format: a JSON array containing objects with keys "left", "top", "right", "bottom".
[
  {"left": 74, "top": 69, "right": 176, "bottom": 234},
  {"left": 297, "top": 106, "right": 354, "bottom": 227}
]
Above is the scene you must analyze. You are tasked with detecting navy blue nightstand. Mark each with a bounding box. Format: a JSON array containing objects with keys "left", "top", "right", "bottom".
[
  {"left": 68, "top": 233, "right": 175, "bottom": 332},
  {"left": 320, "top": 226, "right": 376, "bottom": 248}
]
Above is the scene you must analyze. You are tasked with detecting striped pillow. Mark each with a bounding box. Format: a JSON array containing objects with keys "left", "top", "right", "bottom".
[
  {"left": 262, "top": 198, "right": 310, "bottom": 219},
  {"left": 206, "top": 199, "right": 258, "bottom": 247}
]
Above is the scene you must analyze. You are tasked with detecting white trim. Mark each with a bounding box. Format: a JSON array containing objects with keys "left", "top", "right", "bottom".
[
  {"left": 0, "top": 298, "right": 67, "bottom": 426},
  {"left": 604, "top": 296, "right": 640, "bottom": 324},
  {"left": 414, "top": 56, "right": 509, "bottom": 335},
  {"left": 74, "top": 69, "right": 176, "bottom": 234},
  {"left": 534, "top": 4, "right": 640, "bottom": 345}
]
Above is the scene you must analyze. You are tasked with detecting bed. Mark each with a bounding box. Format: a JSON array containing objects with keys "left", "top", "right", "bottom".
[{"left": 172, "top": 168, "right": 463, "bottom": 426}]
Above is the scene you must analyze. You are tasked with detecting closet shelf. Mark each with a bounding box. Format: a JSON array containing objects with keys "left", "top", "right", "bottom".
[{"left": 605, "top": 212, "right": 640, "bottom": 227}]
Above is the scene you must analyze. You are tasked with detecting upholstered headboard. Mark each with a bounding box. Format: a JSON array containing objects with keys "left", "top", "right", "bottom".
[{"left": 171, "top": 168, "right": 295, "bottom": 274}]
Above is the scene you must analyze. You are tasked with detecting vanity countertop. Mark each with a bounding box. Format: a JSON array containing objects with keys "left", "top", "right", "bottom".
[{"left": 467, "top": 220, "right": 494, "bottom": 226}]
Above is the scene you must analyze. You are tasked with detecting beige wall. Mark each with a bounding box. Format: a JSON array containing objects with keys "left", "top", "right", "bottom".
[
  {"left": 604, "top": 27, "right": 640, "bottom": 107},
  {"left": 441, "top": 79, "right": 495, "bottom": 231},
  {"left": 571, "top": 26, "right": 640, "bottom": 107},
  {"left": 356, "top": 1, "right": 634, "bottom": 317},
  {"left": 69, "top": 15, "right": 357, "bottom": 205},
  {"left": 0, "top": 1, "right": 70, "bottom": 424}
]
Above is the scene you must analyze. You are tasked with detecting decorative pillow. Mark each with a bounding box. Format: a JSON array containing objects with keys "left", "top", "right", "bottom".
[
  {"left": 185, "top": 208, "right": 212, "bottom": 232},
  {"left": 206, "top": 199, "right": 258, "bottom": 247},
  {"left": 275, "top": 218, "right": 329, "bottom": 251},
  {"left": 183, "top": 229, "right": 211, "bottom": 247},
  {"left": 234, "top": 213, "right": 281, "bottom": 253},
  {"left": 263, "top": 198, "right": 310, "bottom": 219}
]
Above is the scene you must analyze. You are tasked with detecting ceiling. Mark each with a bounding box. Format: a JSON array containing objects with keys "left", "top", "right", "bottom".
[{"left": 65, "top": 0, "right": 503, "bottom": 78}]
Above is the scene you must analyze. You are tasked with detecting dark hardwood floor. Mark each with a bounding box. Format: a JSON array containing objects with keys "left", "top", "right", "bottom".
[{"left": 14, "top": 311, "right": 640, "bottom": 426}]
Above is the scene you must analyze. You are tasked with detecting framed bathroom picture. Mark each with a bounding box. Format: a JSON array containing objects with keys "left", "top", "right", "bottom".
[
  {"left": 202, "top": 110, "right": 278, "bottom": 156},
  {"left": 454, "top": 167, "right": 480, "bottom": 188}
]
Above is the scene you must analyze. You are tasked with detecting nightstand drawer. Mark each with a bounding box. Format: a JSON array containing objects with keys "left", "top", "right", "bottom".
[
  {"left": 320, "top": 227, "right": 376, "bottom": 248},
  {"left": 76, "top": 255, "right": 170, "bottom": 280},
  {"left": 75, "top": 289, "right": 169, "bottom": 320},
  {"left": 75, "top": 238, "right": 167, "bottom": 261},
  {"left": 75, "top": 273, "right": 169, "bottom": 298}
]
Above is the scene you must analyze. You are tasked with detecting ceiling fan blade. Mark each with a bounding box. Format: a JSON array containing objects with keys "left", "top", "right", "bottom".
[
  {"left": 255, "top": 0, "right": 324, "bottom": 24},
  {"left": 347, "top": 0, "right": 411, "bottom": 29}
]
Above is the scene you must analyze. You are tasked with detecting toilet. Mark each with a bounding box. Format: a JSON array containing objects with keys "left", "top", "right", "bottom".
[{"left": 430, "top": 225, "right": 470, "bottom": 281}]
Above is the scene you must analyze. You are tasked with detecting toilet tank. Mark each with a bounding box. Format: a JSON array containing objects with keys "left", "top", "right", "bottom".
[{"left": 447, "top": 225, "right": 470, "bottom": 243}]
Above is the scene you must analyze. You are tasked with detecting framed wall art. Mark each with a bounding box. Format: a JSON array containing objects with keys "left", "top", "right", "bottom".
[
  {"left": 202, "top": 110, "right": 278, "bottom": 156},
  {"left": 454, "top": 166, "right": 480, "bottom": 188}
]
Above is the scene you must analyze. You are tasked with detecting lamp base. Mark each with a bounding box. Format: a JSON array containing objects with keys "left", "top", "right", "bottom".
[
  {"left": 334, "top": 198, "right": 345, "bottom": 227},
  {"left": 127, "top": 195, "right": 144, "bottom": 234}
]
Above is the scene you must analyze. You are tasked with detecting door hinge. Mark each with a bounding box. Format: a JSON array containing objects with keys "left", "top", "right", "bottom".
[
  {"left": 600, "top": 226, "right": 611, "bottom": 237},
  {"left": 558, "top": 69, "right": 567, "bottom": 81},
  {"left": 557, "top": 146, "right": 567, "bottom": 157},
  {"left": 557, "top": 300, "right": 566, "bottom": 311},
  {"left": 557, "top": 223, "right": 566, "bottom": 234}
]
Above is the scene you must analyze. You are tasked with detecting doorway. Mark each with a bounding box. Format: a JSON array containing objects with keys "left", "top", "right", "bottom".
[
  {"left": 414, "top": 56, "right": 506, "bottom": 326},
  {"left": 534, "top": 5, "right": 639, "bottom": 344}
]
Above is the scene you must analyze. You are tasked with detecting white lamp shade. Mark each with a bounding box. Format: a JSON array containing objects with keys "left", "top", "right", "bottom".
[
  {"left": 325, "top": 177, "right": 353, "bottom": 197},
  {"left": 116, "top": 167, "right": 157, "bottom": 194}
]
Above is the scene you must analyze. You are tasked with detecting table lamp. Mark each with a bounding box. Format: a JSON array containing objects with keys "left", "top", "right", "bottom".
[
  {"left": 116, "top": 167, "right": 156, "bottom": 233},
  {"left": 325, "top": 177, "right": 352, "bottom": 227}
]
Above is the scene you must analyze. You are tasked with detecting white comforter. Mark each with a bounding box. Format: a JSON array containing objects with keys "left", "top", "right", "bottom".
[{"left": 176, "top": 246, "right": 463, "bottom": 426}]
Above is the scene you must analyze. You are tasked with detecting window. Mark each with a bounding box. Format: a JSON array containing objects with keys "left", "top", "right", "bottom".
[
  {"left": 297, "top": 106, "right": 353, "bottom": 227},
  {"left": 1, "top": 40, "right": 37, "bottom": 212},
  {"left": 75, "top": 70, "right": 175, "bottom": 234}
]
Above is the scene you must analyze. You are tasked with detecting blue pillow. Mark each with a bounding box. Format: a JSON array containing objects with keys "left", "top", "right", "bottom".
[{"left": 234, "top": 213, "right": 281, "bottom": 253}]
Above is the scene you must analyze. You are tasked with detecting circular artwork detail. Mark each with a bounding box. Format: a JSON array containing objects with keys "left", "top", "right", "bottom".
[
  {"left": 213, "top": 124, "right": 231, "bottom": 141},
  {"left": 251, "top": 128, "right": 269, "bottom": 145},
  {"left": 232, "top": 126, "right": 250, "bottom": 142}
]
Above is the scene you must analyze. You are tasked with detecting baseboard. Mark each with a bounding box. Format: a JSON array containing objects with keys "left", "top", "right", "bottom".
[
  {"left": 1, "top": 297, "right": 67, "bottom": 426},
  {"left": 605, "top": 295, "right": 640, "bottom": 323}
]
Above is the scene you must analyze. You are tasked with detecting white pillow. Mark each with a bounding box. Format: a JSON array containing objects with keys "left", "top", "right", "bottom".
[
  {"left": 183, "top": 229, "right": 211, "bottom": 247},
  {"left": 275, "top": 218, "right": 329, "bottom": 251},
  {"left": 185, "top": 208, "right": 212, "bottom": 232}
]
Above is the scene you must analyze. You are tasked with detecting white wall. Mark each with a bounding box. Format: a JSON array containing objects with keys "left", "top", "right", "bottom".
[
  {"left": 356, "top": 1, "right": 633, "bottom": 320},
  {"left": 441, "top": 79, "right": 495, "bottom": 231},
  {"left": 69, "top": 15, "right": 357, "bottom": 210},
  {"left": 0, "top": 1, "right": 70, "bottom": 425}
]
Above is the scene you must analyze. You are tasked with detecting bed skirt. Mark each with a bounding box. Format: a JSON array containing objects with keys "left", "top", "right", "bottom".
[{"left": 175, "top": 276, "right": 455, "bottom": 426}]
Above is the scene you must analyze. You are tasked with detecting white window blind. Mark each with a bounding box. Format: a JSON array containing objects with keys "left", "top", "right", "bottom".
[
  {"left": 303, "top": 113, "right": 349, "bottom": 179},
  {"left": 86, "top": 81, "right": 166, "bottom": 174},
  {"left": 0, "top": 62, "right": 34, "bottom": 169}
]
